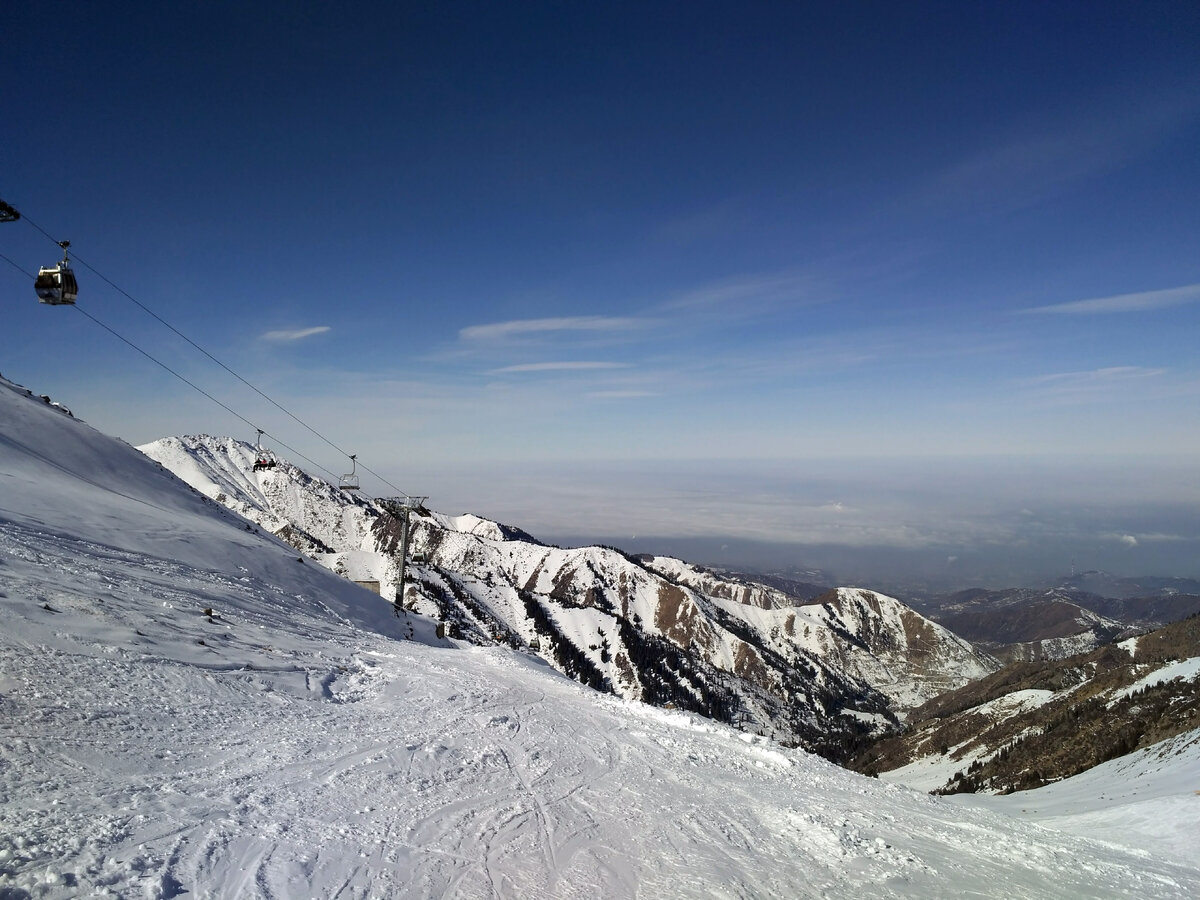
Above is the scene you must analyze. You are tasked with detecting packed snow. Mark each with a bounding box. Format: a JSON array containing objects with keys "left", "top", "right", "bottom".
[
  {"left": 962, "top": 729, "right": 1200, "bottom": 863},
  {"left": 3, "top": 375, "right": 1199, "bottom": 898}
]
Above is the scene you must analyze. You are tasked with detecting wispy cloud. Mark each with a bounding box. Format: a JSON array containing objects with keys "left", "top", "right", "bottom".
[
  {"left": 261, "top": 326, "right": 330, "bottom": 342},
  {"left": 460, "top": 316, "right": 643, "bottom": 341},
  {"left": 488, "top": 361, "right": 630, "bottom": 374},
  {"left": 907, "top": 89, "right": 1199, "bottom": 219},
  {"left": 1022, "top": 366, "right": 1165, "bottom": 386},
  {"left": 649, "top": 199, "right": 749, "bottom": 247},
  {"left": 660, "top": 272, "right": 815, "bottom": 313},
  {"left": 586, "top": 389, "right": 657, "bottom": 399},
  {"left": 1019, "top": 366, "right": 1167, "bottom": 401},
  {"left": 1023, "top": 282, "right": 1200, "bottom": 315},
  {"left": 928, "top": 131, "right": 1110, "bottom": 213}
]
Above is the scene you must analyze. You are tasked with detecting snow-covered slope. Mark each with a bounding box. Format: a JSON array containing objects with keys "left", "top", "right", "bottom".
[
  {"left": 639, "top": 554, "right": 798, "bottom": 608},
  {"left": 4, "top": 376, "right": 1200, "bottom": 897},
  {"left": 774, "top": 588, "right": 997, "bottom": 710},
  {"left": 1, "top": 388, "right": 415, "bottom": 646},
  {"left": 140, "top": 435, "right": 999, "bottom": 753},
  {"left": 140, "top": 434, "right": 382, "bottom": 557},
  {"left": 961, "top": 727, "right": 1200, "bottom": 863}
]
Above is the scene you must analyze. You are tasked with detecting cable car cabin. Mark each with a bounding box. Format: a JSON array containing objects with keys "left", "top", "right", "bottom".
[{"left": 35, "top": 263, "right": 78, "bottom": 305}]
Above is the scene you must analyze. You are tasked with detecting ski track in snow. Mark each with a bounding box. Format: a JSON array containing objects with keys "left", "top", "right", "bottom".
[{"left": 3, "top": 517, "right": 1198, "bottom": 900}]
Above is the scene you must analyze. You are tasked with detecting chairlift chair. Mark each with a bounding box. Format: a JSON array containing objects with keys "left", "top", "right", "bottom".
[
  {"left": 339, "top": 454, "right": 360, "bottom": 491},
  {"left": 35, "top": 241, "right": 78, "bottom": 305},
  {"left": 252, "top": 428, "right": 277, "bottom": 471}
]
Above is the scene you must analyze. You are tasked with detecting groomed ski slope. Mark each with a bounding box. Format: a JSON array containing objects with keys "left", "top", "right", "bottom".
[
  {"left": 962, "top": 729, "right": 1200, "bottom": 865},
  {"left": 2, "top": 375, "right": 1199, "bottom": 899},
  {"left": 7, "top": 612, "right": 1199, "bottom": 900}
]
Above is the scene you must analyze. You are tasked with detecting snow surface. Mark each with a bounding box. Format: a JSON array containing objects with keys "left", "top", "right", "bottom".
[
  {"left": 3, "top": 375, "right": 1200, "bottom": 898},
  {"left": 961, "top": 729, "right": 1200, "bottom": 864}
]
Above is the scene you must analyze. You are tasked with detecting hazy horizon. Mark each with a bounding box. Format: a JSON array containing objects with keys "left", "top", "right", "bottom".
[{"left": 380, "top": 455, "right": 1200, "bottom": 595}]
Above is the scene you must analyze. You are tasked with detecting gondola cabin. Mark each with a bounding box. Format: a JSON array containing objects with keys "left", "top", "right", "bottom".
[{"left": 35, "top": 259, "right": 78, "bottom": 305}]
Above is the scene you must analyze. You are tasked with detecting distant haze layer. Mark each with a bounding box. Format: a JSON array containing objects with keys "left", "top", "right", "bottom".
[{"left": 394, "top": 456, "right": 1200, "bottom": 593}]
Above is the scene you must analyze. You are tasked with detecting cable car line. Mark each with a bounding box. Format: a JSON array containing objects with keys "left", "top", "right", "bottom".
[
  {"left": 73, "top": 306, "right": 351, "bottom": 485},
  {"left": 74, "top": 307, "right": 265, "bottom": 442},
  {"left": 7, "top": 251, "right": 253, "bottom": 437},
  {"left": 6, "top": 203, "right": 420, "bottom": 500},
  {"left": 3, "top": 246, "right": 352, "bottom": 488},
  {"left": 0, "top": 249, "right": 32, "bottom": 278},
  {"left": 19, "top": 209, "right": 359, "bottom": 461}
]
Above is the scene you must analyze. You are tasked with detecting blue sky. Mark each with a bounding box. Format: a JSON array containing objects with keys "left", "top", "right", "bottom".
[{"left": 3, "top": 2, "right": 1199, "bottom": 584}]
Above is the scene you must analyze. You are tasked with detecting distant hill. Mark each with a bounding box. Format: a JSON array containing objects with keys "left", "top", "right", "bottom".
[
  {"left": 849, "top": 613, "right": 1200, "bottom": 794},
  {"left": 1053, "top": 570, "right": 1200, "bottom": 601},
  {"left": 913, "top": 584, "right": 1200, "bottom": 663}
]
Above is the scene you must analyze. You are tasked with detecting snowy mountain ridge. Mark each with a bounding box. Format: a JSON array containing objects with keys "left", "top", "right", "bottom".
[
  {"left": 3, "top": 375, "right": 1199, "bottom": 897},
  {"left": 140, "top": 433, "right": 998, "bottom": 754}
]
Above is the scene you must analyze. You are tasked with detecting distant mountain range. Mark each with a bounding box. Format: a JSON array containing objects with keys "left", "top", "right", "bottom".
[
  {"left": 1052, "top": 570, "right": 1200, "bottom": 600},
  {"left": 911, "top": 585, "right": 1200, "bottom": 663},
  {"left": 140, "top": 435, "right": 997, "bottom": 761}
]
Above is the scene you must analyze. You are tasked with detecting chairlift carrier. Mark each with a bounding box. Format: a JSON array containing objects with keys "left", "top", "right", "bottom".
[
  {"left": 35, "top": 241, "right": 78, "bottom": 305},
  {"left": 252, "top": 428, "right": 277, "bottom": 471},
  {"left": 339, "top": 454, "right": 360, "bottom": 491}
]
